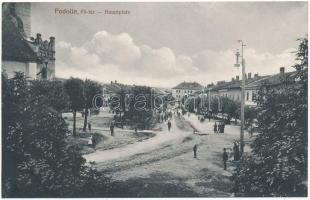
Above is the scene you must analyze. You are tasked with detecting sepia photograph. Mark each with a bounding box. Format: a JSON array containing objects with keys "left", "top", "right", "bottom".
[{"left": 1, "top": 1, "right": 308, "bottom": 197}]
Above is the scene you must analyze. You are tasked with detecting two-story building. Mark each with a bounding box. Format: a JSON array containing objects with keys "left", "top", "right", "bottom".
[{"left": 172, "top": 81, "right": 204, "bottom": 101}]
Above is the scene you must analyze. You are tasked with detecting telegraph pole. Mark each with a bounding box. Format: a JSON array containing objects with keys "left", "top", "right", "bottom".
[
  {"left": 235, "top": 40, "right": 246, "bottom": 155},
  {"left": 208, "top": 87, "right": 211, "bottom": 112}
]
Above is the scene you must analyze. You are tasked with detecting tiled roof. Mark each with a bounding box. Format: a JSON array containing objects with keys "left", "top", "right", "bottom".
[
  {"left": 2, "top": 13, "right": 37, "bottom": 62},
  {"left": 172, "top": 82, "right": 203, "bottom": 90},
  {"left": 246, "top": 72, "right": 296, "bottom": 89},
  {"left": 209, "top": 76, "right": 269, "bottom": 91}
]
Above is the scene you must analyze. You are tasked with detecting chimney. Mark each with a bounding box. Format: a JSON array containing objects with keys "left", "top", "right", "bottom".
[
  {"left": 280, "top": 67, "right": 285, "bottom": 75},
  {"left": 236, "top": 75, "right": 239, "bottom": 81},
  {"left": 254, "top": 73, "right": 258, "bottom": 78},
  {"left": 245, "top": 73, "right": 247, "bottom": 80},
  {"left": 248, "top": 73, "right": 252, "bottom": 79}
]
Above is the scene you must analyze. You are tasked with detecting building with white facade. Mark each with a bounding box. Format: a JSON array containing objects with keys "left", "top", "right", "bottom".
[{"left": 172, "top": 81, "right": 204, "bottom": 100}]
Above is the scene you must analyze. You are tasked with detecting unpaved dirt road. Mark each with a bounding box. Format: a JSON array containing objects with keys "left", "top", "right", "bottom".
[{"left": 83, "top": 113, "right": 251, "bottom": 197}]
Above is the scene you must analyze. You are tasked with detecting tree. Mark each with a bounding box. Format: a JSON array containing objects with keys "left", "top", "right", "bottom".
[
  {"left": 244, "top": 106, "right": 257, "bottom": 132},
  {"left": 29, "top": 79, "right": 69, "bottom": 115},
  {"left": 122, "top": 86, "right": 154, "bottom": 129},
  {"left": 2, "top": 73, "right": 110, "bottom": 197},
  {"left": 64, "top": 78, "right": 84, "bottom": 137},
  {"left": 222, "top": 97, "right": 239, "bottom": 123},
  {"left": 210, "top": 98, "right": 219, "bottom": 116},
  {"left": 82, "top": 79, "right": 102, "bottom": 132},
  {"left": 232, "top": 37, "right": 308, "bottom": 197}
]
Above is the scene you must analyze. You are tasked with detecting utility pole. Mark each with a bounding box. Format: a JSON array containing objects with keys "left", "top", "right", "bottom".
[
  {"left": 235, "top": 40, "right": 246, "bottom": 155},
  {"left": 208, "top": 87, "right": 211, "bottom": 112}
]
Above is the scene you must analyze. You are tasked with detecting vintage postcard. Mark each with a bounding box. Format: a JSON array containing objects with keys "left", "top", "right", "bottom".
[{"left": 1, "top": 1, "right": 308, "bottom": 198}]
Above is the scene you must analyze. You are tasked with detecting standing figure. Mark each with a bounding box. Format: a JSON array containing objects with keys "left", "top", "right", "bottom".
[
  {"left": 233, "top": 142, "right": 240, "bottom": 161},
  {"left": 217, "top": 123, "right": 221, "bottom": 133},
  {"left": 193, "top": 144, "right": 198, "bottom": 158},
  {"left": 222, "top": 123, "right": 225, "bottom": 134},
  {"left": 223, "top": 148, "right": 228, "bottom": 170},
  {"left": 110, "top": 123, "right": 114, "bottom": 136},
  {"left": 214, "top": 122, "right": 218, "bottom": 133},
  {"left": 167, "top": 120, "right": 172, "bottom": 131},
  {"left": 88, "top": 122, "right": 92, "bottom": 132}
]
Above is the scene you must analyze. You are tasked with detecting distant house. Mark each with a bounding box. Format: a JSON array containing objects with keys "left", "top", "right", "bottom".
[
  {"left": 245, "top": 67, "right": 296, "bottom": 106},
  {"left": 2, "top": 3, "right": 55, "bottom": 80},
  {"left": 172, "top": 81, "right": 204, "bottom": 100}
]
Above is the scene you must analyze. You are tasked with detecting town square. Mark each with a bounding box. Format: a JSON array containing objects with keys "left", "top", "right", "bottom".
[{"left": 1, "top": 2, "right": 308, "bottom": 197}]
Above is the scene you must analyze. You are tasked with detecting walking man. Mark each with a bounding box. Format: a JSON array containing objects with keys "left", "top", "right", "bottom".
[
  {"left": 167, "top": 120, "right": 172, "bottom": 131},
  {"left": 110, "top": 122, "right": 114, "bottom": 136},
  {"left": 193, "top": 144, "right": 198, "bottom": 158},
  {"left": 214, "top": 122, "right": 217, "bottom": 133},
  {"left": 223, "top": 148, "right": 228, "bottom": 170},
  {"left": 88, "top": 122, "right": 92, "bottom": 132}
]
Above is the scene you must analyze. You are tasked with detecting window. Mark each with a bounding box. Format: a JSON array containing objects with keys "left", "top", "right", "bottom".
[
  {"left": 252, "top": 92, "right": 256, "bottom": 101},
  {"left": 246, "top": 92, "right": 249, "bottom": 101}
]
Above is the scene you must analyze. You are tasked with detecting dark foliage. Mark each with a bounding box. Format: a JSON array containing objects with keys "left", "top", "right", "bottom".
[
  {"left": 232, "top": 37, "right": 308, "bottom": 197},
  {"left": 2, "top": 73, "right": 110, "bottom": 197}
]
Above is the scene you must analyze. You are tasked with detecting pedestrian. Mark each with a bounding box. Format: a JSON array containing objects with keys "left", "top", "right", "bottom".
[
  {"left": 167, "top": 120, "right": 172, "bottom": 131},
  {"left": 91, "top": 135, "right": 95, "bottom": 147},
  {"left": 222, "top": 123, "right": 225, "bottom": 134},
  {"left": 135, "top": 126, "right": 138, "bottom": 133},
  {"left": 88, "top": 122, "right": 92, "bottom": 132},
  {"left": 214, "top": 122, "right": 217, "bottom": 133},
  {"left": 110, "top": 122, "right": 114, "bottom": 136},
  {"left": 223, "top": 148, "right": 228, "bottom": 170},
  {"left": 233, "top": 142, "right": 240, "bottom": 161},
  {"left": 193, "top": 144, "right": 198, "bottom": 158},
  {"left": 217, "top": 123, "right": 221, "bottom": 133}
]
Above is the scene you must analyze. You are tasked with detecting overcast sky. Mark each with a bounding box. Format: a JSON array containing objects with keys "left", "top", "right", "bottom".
[{"left": 31, "top": 2, "right": 307, "bottom": 88}]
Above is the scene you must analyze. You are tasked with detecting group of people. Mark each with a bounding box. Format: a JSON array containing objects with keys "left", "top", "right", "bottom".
[
  {"left": 192, "top": 141, "right": 241, "bottom": 171},
  {"left": 213, "top": 122, "right": 225, "bottom": 134},
  {"left": 223, "top": 141, "right": 241, "bottom": 170},
  {"left": 158, "top": 111, "right": 173, "bottom": 123}
]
